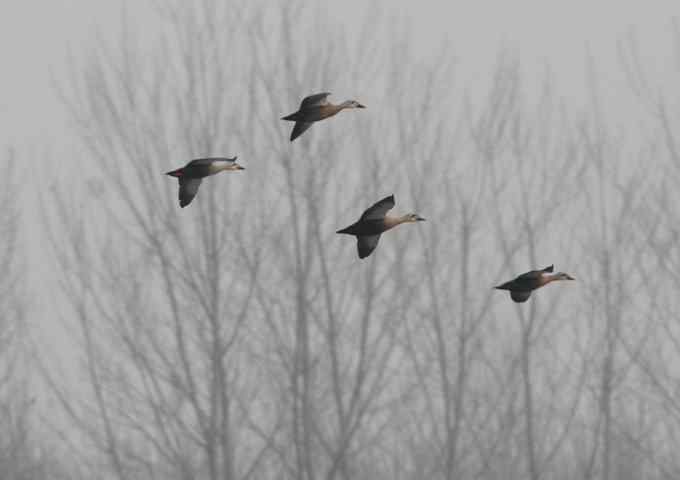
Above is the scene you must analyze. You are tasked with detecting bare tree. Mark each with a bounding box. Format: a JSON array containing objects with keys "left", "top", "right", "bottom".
[
  {"left": 0, "top": 151, "right": 68, "bottom": 479},
  {"left": 614, "top": 23, "right": 680, "bottom": 479},
  {"left": 46, "top": 2, "right": 428, "bottom": 479},
  {"left": 41, "top": 2, "right": 680, "bottom": 479}
]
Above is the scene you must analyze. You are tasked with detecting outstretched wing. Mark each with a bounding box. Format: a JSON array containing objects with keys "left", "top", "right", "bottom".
[
  {"left": 361, "top": 195, "right": 395, "bottom": 221},
  {"left": 357, "top": 235, "right": 381, "bottom": 259},
  {"left": 300, "top": 92, "right": 331, "bottom": 110},
  {"left": 188, "top": 157, "right": 237, "bottom": 166},
  {"left": 517, "top": 265, "right": 551, "bottom": 281},
  {"left": 514, "top": 264, "right": 554, "bottom": 284},
  {"left": 290, "top": 121, "right": 313, "bottom": 141},
  {"left": 510, "top": 290, "right": 532, "bottom": 303},
  {"left": 178, "top": 177, "right": 202, "bottom": 208}
]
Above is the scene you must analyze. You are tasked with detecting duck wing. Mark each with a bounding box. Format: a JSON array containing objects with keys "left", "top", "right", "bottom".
[
  {"left": 512, "top": 264, "right": 553, "bottom": 286},
  {"left": 510, "top": 290, "right": 532, "bottom": 303},
  {"left": 496, "top": 270, "right": 540, "bottom": 291},
  {"left": 188, "top": 157, "right": 237, "bottom": 166},
  {"left": 178, "top": 177, "right": 202, "bottom": 208},
  {"left": 357, "top": 235, "right": 381, "bottom": 259},
  {"left": 290, "top": 121, "right": 313, "bottom": 141},
  {"left": 360, "top": 195, "right": 395, "bottom": 221},
  {"left": 300, "top": 92, "right": 331, "bottom": 109},
  {"left": 515, "top": 271, "right": 540, "bottom": 282}
]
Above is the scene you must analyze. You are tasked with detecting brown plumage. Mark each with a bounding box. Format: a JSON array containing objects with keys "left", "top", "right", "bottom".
[
  {"left": 165, "top": 157, "right": 244, "bottom": 208},
  {"left": 494, "top": 265, "right": 575, "bottom": 303},
  {"left": 336, "top": 195, "right": 425, "bottom": 259},
  {"left": 282, "top": 92, "right": 365, "bottom": 141}
]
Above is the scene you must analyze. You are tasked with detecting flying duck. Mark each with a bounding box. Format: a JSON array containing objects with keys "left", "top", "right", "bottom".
[
  {"left": 165, "top": 157, "right": 244, "bottom": 208},
  {"left": 494, "top": 265, "right": 574, "bottom": 302},
  {"left": 336, "top": 195, "right": 425, "bottom": 259},
  {"left": 282, "top": 92, "right": 365, "bottom": 141}
]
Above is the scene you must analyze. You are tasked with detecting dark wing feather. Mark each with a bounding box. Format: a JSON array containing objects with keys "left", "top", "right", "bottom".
[
  {"left": 510, "top": 290, "right": 532, "bottom": 303},
  {"left": 513, "top": 265, "right": 553, "bottom": 285},
  {"left": 290, "top": 121, "right": 313, "bottom": 141},
  {"left": 300, "top": 92, "right": 331, "bottom": 109},
  {"left": 516, "top": 268, "right": 546, "bottom": 282},
  {"left": 360, "top": 195, "right": 395, "bottom": 221},
  {"left": 497, "top": 267, "right": 546, "bottom": 291},
  {"left": 357, "top": 235, "right": 381, "bottom": 259},
  {"left": 188, "top": 157, "right": 236, "bottom": 166},
  {"left": 178, "top": 178, "right": 202, "bottom": 208}
]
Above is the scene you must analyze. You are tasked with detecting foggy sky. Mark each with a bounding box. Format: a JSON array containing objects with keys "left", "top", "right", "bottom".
[
  {"left": 2, "top": 0, "right": 678, "bottom": 149},
  {"left": 2, "top": 0, "right": 680, "bottom": 422},
  {"left": 3, "top": 2, "right": 680, "bottom": 478}
]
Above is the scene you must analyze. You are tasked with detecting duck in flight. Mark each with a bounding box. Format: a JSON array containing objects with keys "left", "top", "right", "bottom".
[
  {"left": 282, "top": 92, "right": 365, "bottom": 141},
  {"left": 337, "top": 195, "right": 425, "bottom": 259},
  {"left": 166, "top": 157, "right": 244, "bottom": 208},
  {"left": 494, "top": 265, "right": 574, "bottom": 302}
]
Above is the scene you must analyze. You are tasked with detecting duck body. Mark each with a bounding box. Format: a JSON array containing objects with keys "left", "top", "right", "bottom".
[
  {"left": 166, "top": 157, "right": 244, "bottom": 208},
  {"left": 282, "top": 92, "right": 365, "bottom": 141},
  {"left": 337, "top": 195, "right": 425, "bottom": 259},
  {"left": 495, "top": 265, "right": 574, "bottom": 302},
  {"left": 281, "top": 104, "right": 344, "bottom": 123},
  {"left": 336, "top": 219, "right": 390, "bottom": 237},
  {"left": 166, "top": 158, "right": 242, "bottom": 179}
]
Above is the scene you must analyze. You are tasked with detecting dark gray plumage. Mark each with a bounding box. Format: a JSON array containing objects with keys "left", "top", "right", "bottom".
[
  {"left": 281, "top": 93, "right": 365, "bottom": 141},
  {"left": 166, "top": 157, "right": 244, "bottom": 208}
]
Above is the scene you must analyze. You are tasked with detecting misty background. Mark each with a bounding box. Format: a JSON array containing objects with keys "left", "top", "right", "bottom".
[{"left": 3, "top": 0, "right": 680, "bottom": 478}]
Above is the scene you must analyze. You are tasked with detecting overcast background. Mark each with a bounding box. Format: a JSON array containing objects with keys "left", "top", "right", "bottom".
[
  {"left": 3, "top": 1, "right": 680, "bottom": 479},
  {"left": 4, "top": 0, "right": 677, "bottom": 323},
  {"left": 4, "top": 0, "right": 679, "bottom": 145}
]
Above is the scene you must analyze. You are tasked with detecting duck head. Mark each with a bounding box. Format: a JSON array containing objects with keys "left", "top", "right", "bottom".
[
  {"left": 403, "top": 213, "right": 426, "bottom": 223},
  {"left": 340, "top": 100, "right": 366, "bottom": 109},
  {"left": 223, "top": 157, "right": 245, "bottom": 171},
  {"left": 544, "top": 271, "right": 575, "bottom": 283}
]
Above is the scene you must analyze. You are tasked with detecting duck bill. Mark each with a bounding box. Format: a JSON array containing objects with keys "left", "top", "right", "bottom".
[
  {"left": 356, "top": 103, "right": 366, "bottom": 108},
  {"left": 416, "top": 216, "right": 426, "bottom": 221},
  {"left": 166, "top": 168, "right": 183, "bottom": 177}
]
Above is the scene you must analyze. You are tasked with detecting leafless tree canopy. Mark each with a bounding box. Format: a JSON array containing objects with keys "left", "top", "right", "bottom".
[{"left": 17, "top": 1, "right": 680, "bottom": 480}]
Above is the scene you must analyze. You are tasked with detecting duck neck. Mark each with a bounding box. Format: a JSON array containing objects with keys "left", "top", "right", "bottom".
[
  {"left": 327, "top": 103, "right": 345, "bottom": 115},
  {"left": 384, "top": 215, "right": 409, "bottom": 229},
  {"left": 218, "top": 161, "right": 240, "bottom": 172}
]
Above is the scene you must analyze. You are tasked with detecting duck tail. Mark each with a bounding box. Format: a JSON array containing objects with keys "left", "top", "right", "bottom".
[{"left": 281, "top": 112, "right": 299, "bottom": 121}]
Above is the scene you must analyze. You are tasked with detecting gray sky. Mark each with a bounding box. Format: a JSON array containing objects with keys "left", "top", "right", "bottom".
[
  {"left": 2, "top": 0, "right": 679, "bottom": 387},
  {"left": 1, "top": 0, "right": 678, "bottom": 152},
  {"left": 1, "top": 1, "right": 679, "bottom": 463}
]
